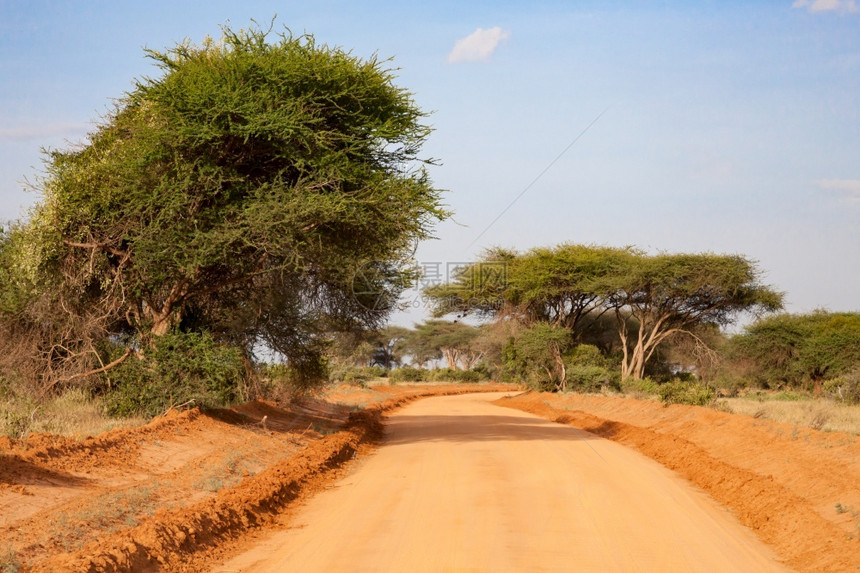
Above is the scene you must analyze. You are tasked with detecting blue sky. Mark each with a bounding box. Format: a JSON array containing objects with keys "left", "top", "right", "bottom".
[{"left": 1, "top": 1, "right": 858, "bottom": 325}]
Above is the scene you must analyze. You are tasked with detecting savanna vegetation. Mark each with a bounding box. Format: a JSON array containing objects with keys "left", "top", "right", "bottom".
[
  {"left": 0, "top": 24, "right": 448, "bottom": 435},
  {"left": 1, "top": 23, "right": 857, "bottom": 438},
  {"left": 407, "top": 244, "right": 857, "bottom": 417}
]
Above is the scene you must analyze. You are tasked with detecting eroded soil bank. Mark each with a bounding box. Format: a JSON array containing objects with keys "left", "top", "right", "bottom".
[
  {"left": 496, "top": 392, "right": 860, "bottom": 573},
  {"left": 0, "top": 383, "right": 512, "bottom": 572}
]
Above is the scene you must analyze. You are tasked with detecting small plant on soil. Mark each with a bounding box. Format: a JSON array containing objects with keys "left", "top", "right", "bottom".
[
  {"left": 0, "top": 546, "right": 21, "bottom": 573},
  {"left": 193, "top": 452, "right": 249, "bottom": 492}
]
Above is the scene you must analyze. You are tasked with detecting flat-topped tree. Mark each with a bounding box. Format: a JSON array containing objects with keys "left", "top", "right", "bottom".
[
  {"left": 424, "top": 244, "right": 632, "bottom": 336},
  {"left": 424, "top": 244, "right": 782, "bottom": 383},
  {"left": 1, "top": 24, "right": 447, "bottom": 389},
  {"left": 608, "top": 253, "right": 783, "bottom": 380}
]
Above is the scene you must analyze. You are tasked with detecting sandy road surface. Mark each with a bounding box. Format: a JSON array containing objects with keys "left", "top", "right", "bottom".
[{"left": 216, "top": 392, "right": 787, "bottom": 572}]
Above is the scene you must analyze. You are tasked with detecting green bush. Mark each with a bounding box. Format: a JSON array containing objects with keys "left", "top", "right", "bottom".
[
  {"left": 389, "top": 366, "right": 426, "bottom": 383},
  {"left": 103, "top": 332, "right": 246, "bottom": 417},
  {"left": 426, "top": 368, "right": 487, "bottom": 383},
  {"left": 565, "top": 344, "right": 606, "bottom": 368},
  {"left": 657, "top": 380, "right": 715, "bottom": 406},
  {"left": 453, "top": 369, "right": 483, "bottom": 383},
  {"left": 566, "top": 365, "right": 618, "bottom": 393},
  {"left": 329, "top": 365, "right": 387, "bottom": 386},
  {"left": 620, "top": 377, "right": 661, "bottom": 397}
]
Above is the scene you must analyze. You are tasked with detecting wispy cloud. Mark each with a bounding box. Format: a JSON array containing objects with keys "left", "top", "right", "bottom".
[
  {"left": 816, "top": 179, "right": 860, "bottom": 204},
  {"left": 792, "top": 0, "right": 858, "bottom": 14},
  {"left": 447, "top": 27, "right": 510, "bottom": 64},
  {"left": 0, "top": 122, "right": 88, "bottom": 141}
]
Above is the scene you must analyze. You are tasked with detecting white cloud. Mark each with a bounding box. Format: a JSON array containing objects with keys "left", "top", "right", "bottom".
[
  {"left": 792, "top": 0, "right": 858, "bottom": 14},
  {"left": 447, "top": 27, "right": 510, "bottom": 64},
  {"left": 816, "top": 179, "right": 860, "bottom": 204}
]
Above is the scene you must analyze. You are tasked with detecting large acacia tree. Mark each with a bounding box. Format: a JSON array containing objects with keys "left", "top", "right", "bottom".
[
  {"left": 608, "top": 253, "right": 782, "bottom": 380},
  {"left": 0, "top": 26, "right": 447, "bottom": 389},
  {"left": 426, "top": 244, "right": 631, "bottom": 334}
]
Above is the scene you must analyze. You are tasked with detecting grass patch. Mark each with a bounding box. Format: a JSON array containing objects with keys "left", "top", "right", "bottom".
[
  {"left": 1, "top": 388, "right": 147, "bottom": 439},
  {"left": 193, "top": 451, "right": 252, "bottom": 493},
  {"left": 723, "top": 396, "right": 860, "bottom": 435},
  {"left": 0, "top": 546, "right": 20, "bottom": 573}
]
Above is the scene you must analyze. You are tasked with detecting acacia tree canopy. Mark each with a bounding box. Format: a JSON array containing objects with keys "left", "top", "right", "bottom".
[
  {"left": 424, "top": 244, "right": 782, "bottom": 381},
  {"left": 608, "top": 253, "right": 783, "bottom": 380},
  {"left": 1, "top": 25, "right": 448, "bottom": 389}
]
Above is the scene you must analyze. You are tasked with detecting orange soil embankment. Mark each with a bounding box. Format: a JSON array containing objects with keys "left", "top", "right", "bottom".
[
  {"left": 18, "top": 383, "right": 512, "bottom": 572},
  {"left": 497, "top": 392, "right": 860, "bottom": 573}
]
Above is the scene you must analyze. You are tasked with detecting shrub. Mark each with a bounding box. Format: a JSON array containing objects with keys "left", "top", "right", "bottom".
[
  {"left": 454, "top": 369, "right": 483, "bottom": 383},
  {"left": 566, "top": 365, "right": 618, "bottom": 393},
  {"left": 427, "top": 368, "right": 487, "bottom": 383},
  {"left": 329, "top": 365, "right": 387, "bottom": 387},
  {"left": 566, "top": 344, "right": 606, "bottom": 368},
  {"left": 620, "top": 377, "right": 660, "bottom": 398},
  {"left": 389, "top": 366, "right": 426, "bottom": 383},
  {"left": 657, "top": 380, "right": 715, "bottom": 406},
  {"left": 103, "top": 332, "right": 246, "bottom": 417}
]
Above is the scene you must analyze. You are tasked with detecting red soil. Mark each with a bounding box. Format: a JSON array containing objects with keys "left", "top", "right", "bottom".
[{"left": 0, "top": 383, "right": 512, "bottom": 572}]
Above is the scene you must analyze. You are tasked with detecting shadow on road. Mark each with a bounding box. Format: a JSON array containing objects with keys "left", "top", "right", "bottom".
[{"left": 383, "top": 413, "right": 592, "bottom": 445}]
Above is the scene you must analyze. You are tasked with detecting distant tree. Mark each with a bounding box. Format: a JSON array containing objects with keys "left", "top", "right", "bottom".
[
  {"left": 424, "top": 244, "right": 781, "bottom": 383},
  {"left": 503, "top": 323, "right": 573, "bottom": 391},
  {"left": 0, "top": 25, "right": 447, "bottom": 393},
  {"left": 730, "top": 311, "right": 860, "bottom": 393},
  {"left": 425, "top": 244, "right": 630, "bottom": 337},
  {"left": 409, "top": 320, "right": 484, "bottom": 370},
  {"left": 393, "top": 325, "right": 439, "bottom": 369},
  {"left": 607, "top": 253, "right": 783, "bottom": 380}
]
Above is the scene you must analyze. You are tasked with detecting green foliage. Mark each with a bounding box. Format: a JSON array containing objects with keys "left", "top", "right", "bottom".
[
  {"left": 389, "top": 366, "right": 426, "bottom": 383},
  {"left": 731, "top": 311, "right": 860, "bottom": 389},
  {"left": 103, "top": 332, "right": 245, "bottom": 417},
  {"left": 427, "top": 368, "right": 487, "bottom": 383},
  {"left": 566, "top": 344, "right": 606, "bottom": 368},
  {"left": 425, "top": 243, "right": 781, "bottom": 383},
  {"left": 407, "top": 320, "right": 485, "bottom": 370},
  {"left": 1, "top": 23, "right": 447, "bottom": 394},
  {"left": 656, "top": 380, "right": 716, "bottom": 406},
  {"left": 425, "top": 244, "right": 632, "bottom": 330},
  {"left": 501, "top": 323, "right": 573, "bottom": 391},
  {"left": 566, "top": 366, "right": 618, "bottom": 393},
  {"left": 330, "top": 365, "right": 387, "bottom": 386},
  {"left": 563, "top": 344, "right": 618, "bottom": 392},
  {"left": 620, "top": 377, "right": 661, "bottom": 397}
]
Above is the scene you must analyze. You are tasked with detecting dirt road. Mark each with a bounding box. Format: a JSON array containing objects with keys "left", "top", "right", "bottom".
[{"left": 216, "top": 392, "right": 787, "bottom": 572}]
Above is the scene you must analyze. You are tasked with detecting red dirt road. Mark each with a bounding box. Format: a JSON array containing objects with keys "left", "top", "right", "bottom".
[{"left": 216, "top": 393, "right": 787, "bottom": 572}]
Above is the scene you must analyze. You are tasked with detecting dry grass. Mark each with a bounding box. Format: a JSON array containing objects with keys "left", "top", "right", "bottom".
[
  {"left": 722, "top": 396, "right": 860, "bottom": 435},
  {"left": 1, "top": 388, "right": 147, "bottom": 439}
]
